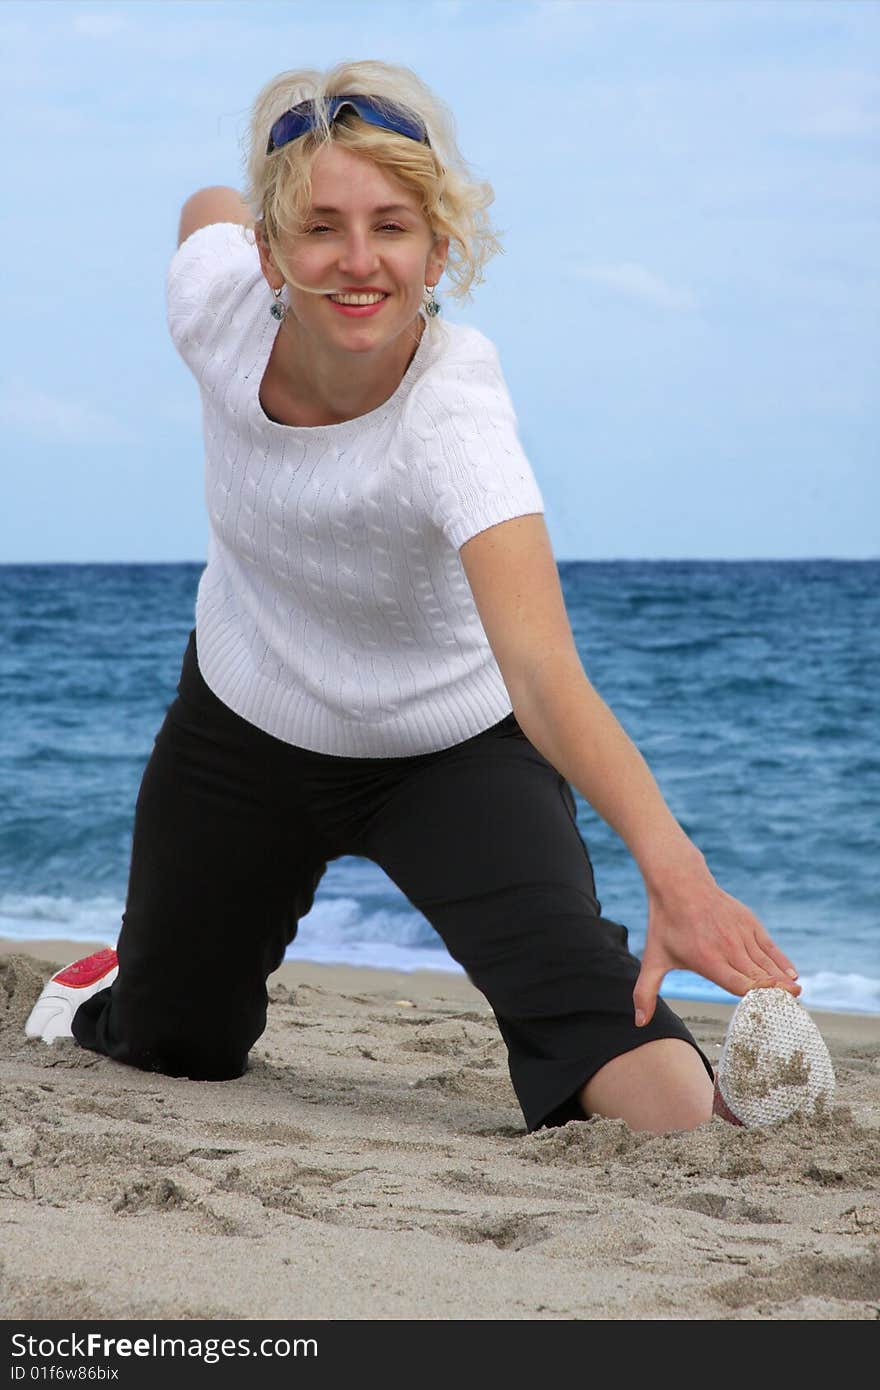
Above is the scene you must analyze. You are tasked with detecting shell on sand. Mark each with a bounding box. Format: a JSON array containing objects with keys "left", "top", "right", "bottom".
[{"left": 716, "top": 987, "right": 836, "bottom": 1128}]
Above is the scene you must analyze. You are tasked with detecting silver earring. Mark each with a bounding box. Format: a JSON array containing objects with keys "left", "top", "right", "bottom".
[
  {"left": 424, "top": 283, "right": 440, "bottom": 317},
  {"left": 270, "top": 286, "right": 286, "bottom": 321}
]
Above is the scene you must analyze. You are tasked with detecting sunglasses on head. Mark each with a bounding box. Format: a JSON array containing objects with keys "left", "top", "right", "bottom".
[{"left": 266, "top": 94, "right": 430, "bottom": 155}]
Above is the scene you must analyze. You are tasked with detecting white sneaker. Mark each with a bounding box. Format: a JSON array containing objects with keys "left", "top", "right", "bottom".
[
  {"left": 713, "top": 985, "right": 835, "bottom": 1128},
  {"left": 25, "top": 947, "right": 119, "bottom": 1043}
]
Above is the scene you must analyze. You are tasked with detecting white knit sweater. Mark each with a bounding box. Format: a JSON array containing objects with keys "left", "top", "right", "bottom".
[{"left": 166, "top": 221, "right": 545, "bottom": 756}]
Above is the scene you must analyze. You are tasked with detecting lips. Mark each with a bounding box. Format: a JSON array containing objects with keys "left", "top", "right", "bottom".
[
  {"left": 327, "top": 291, "right": 389, "bottom": 303},
  {"left": 326, "top": 293, "right": 389, "bottom": 317}
]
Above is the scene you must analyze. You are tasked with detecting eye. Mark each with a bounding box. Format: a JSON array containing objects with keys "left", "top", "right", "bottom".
[{"left": 305, "top": 223, "right": 407, "bottom": 235}]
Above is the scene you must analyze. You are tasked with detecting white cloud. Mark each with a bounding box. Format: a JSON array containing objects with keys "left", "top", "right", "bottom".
[
  {"left": 533, "top": 0, "right": 590, "bottom": 20},
  {"left": 155, "top": 395, "right": 202, "bottom": 428},
  {"left": 797, "top": 105, "right": 880, "bottom": 139},
  {"left": 570, "top": 261, "right": 699, "bottom": 312},
  {"left": 71, "top": 11, "right": 128, "bottom": 39},
  {"left": 0, "top": 381, "right": 141, "bottom": 446},
  {"left": 523, "top": 0, "right": 596, "bottom": 40}
]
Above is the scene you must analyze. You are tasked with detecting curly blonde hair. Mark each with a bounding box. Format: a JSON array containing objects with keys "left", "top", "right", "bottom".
[{"left": 239, "top": 59, "right": 504, "bottom": 328}]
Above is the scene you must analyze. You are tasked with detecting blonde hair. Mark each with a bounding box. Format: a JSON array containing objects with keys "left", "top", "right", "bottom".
[{"left": 239, "top": 60, "right": 503, "bottom": 338}]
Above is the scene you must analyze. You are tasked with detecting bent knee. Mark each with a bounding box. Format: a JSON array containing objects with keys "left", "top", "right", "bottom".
[
  {"left": 581, "top": 1038, "right": 714, "bottom": 1134},
  {"left": 134, "top": 1036, "right": 249, "bottom": 1081},
  {"left": 113, "top": 1031, "right": 249, "bottom": 1081},
  {"left": 72, "top": 996, "right": 252, "bottom": 1081}
]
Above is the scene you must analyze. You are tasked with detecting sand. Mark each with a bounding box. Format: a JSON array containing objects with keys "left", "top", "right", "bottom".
[{"left": 1, "top": 938, "right": 878, "bottom": 1322}]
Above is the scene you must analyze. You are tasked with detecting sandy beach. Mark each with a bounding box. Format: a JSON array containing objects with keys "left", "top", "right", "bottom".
[{"left": 1, "top": 938, "right": 878, "bottom": 1322}]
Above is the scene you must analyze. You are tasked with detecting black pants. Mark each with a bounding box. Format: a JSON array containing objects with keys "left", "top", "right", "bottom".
[{"left": 73, "top": 629, "right": 713, "bottom": 1132}]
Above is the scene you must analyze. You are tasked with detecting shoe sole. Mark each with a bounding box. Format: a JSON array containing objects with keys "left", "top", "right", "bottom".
[{"left": 714, "top": 985, "right": 835, "bottom": 1128}]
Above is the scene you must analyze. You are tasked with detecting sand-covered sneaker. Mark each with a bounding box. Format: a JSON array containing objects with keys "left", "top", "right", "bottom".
[
  {"left": 713, "top": 985, "right": 835, "bottom": 1128},
  {"left": 24, "top": 946, "right": 118, "bottom": 1043}
]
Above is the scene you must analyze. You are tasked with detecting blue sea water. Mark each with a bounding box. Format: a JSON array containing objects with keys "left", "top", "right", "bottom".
[{"left": 1, "top": 560, "right": 877, "bottom": 1014}]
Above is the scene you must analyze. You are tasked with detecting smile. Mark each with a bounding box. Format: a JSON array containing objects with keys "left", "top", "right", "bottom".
[{"left": 326, "top": 293, "right": 389, "bottom": 317}]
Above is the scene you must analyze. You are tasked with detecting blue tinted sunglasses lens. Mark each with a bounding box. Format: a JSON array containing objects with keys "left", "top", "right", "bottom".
[
  {"left": 267, "top": 95, "right": 428, "bottom": 153},
  {"left": 266, "top": 104, "right": 311, "bottom": 152},
  {"left": 334, "top": 97, "right": 427, "bottom": 143}
]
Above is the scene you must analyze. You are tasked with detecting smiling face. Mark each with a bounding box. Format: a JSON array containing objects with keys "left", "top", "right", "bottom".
[{"left": 257, "top": 143, "right": 448, "bottom": 356}]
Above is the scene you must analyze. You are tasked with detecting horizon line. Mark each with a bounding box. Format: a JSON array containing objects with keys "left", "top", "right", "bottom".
[{"left": 1, "top": 556, "right": 878, "bottom": 567}]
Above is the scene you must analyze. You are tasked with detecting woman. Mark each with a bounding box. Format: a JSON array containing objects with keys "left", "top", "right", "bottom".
[{"left": 26, "top": 60, "right": 800, "bottom": 1135}]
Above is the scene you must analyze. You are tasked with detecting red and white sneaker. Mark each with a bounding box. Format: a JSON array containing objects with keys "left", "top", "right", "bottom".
[
  {"left": 24, "top": 947, "right": 118, "bottom": 1043},
  {"left": 712, "top": 985, "right": 835, "bottom": 1128}
]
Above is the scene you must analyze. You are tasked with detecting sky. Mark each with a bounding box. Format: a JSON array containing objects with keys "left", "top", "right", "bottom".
[{"left": 1, "top": 0, "right": 878, "bottom": 562}]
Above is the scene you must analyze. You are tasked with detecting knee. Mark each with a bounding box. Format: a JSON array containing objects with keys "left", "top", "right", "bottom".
[
  {"left": 580, "top": 1039, "right": 714, "bottom": 1134},
  {"left": 134, "top": 1035, "right": 249, "bottom": 1081},
  {"left": 72, "top": 991, "right": 252, "bottom": 1081}
]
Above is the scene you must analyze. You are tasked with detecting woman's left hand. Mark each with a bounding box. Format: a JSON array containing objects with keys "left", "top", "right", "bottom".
[{"left": 633, "top": 857, "right": 801, "bottom": 1027}]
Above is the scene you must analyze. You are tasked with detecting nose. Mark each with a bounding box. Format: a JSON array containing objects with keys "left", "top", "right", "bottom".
[{"left": 336, "top": 229, "right": 381, "bottom": 279}]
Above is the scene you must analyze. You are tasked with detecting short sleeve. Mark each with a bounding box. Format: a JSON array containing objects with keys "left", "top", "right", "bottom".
[
  {"left": 405, "top": 336, "right": 545, "bottom": 551},
  {"left": 165, "top": 221, "right": 257, "bottom": 379}
]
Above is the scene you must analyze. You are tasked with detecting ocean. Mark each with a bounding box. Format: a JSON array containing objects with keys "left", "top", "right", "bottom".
[{"left": 1, "top": 560, "right": 877, "bottom": 1014}]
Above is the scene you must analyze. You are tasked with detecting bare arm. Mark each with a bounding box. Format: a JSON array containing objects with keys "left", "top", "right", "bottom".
[
  {"left": 177, "top": 186, "right": 253, "bottom": 248},
  {"left": 514, "top": 648, "right": 700, "bottom": 883},
  {"left": 460, "top": 515, "right": 700, "bottom": 880},
  {"left": 459, "top": 514, "right": 800, "bottom": 1023}
]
